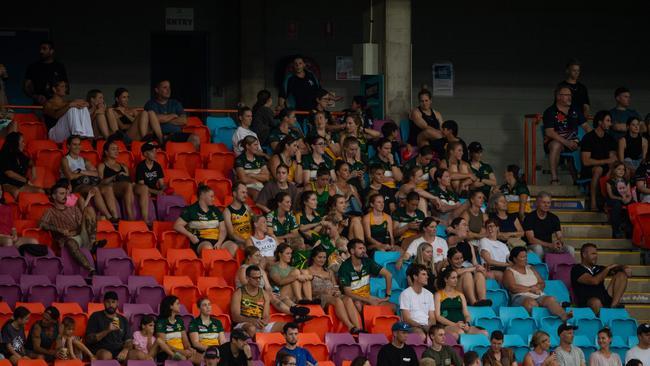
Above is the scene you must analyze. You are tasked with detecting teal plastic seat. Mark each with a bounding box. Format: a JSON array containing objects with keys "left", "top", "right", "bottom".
[
  {"left": 499, "top": 307, "right": 536, "bottom": 341},
  {"left": 544, "top": 280, "right": 571, "bottom": 304},
  {"left": 459, "top": 334, "right": 490, "bottom": 358},
  {"left": 467, "top": 306, "right": 502, "bottom": 335},
  {"left": 600, "top": 308, "right": 637, "bottom": 339}
]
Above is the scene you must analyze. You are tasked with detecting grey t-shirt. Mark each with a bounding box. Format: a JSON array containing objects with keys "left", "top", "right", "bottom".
[
  {"left": 555, "top": 345, "right": 586, "bottom": 366},
  {"left": 1, "top": 322, "right": 26, "bottom": 356}
]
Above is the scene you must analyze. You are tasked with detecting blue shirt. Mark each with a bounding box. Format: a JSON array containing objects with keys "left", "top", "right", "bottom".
[
  {"left": 144, "top": 98, "right": 185, "bottom": 116},
  {"left": 275, "top": 346, "right": 317, "bottom": 366},
  {"left": 610, "top": 107, "right": 641, "bottom": 140}
]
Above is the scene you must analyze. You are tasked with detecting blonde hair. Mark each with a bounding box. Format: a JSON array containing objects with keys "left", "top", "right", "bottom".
[
  {"left": 530, "top": 330, "right": 550, "bottom": 348},
  {"left": 415, "top": 242, "right": 436, "bottom": 276}
]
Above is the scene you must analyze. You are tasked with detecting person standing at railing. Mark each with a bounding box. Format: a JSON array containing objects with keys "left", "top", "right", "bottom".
[
  {"left": 557, "top": 59, "right": 590, "bottom": 117},
  {"left": 542, "top": 86, "right": 592, "bottom": 185},
  {"left": 23, "top": 40, "right": 68, "bottom": 106}
]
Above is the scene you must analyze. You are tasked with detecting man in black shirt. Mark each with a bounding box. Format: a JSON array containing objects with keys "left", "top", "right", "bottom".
[
  {"left": 571, "top": 243, "right": 630, "bottom": 316},
  {"left": 557, "top": 59, "right": 590, "bottom": 116},
  {"left": 23, "top": 40, "right": 68, "bottom": 105},
  {"left": 523, "top": 192, "right": 573, "bottom": 259},
  {"left": 85, "top": 292, "right": 142, "bottom": 361},
  {"left": 580, "top": 110, "right": 617, "bottom": 210},
  {"left": 218, "top": 329, "right": 253, "bottom": 366},
  {"left": 542, "top": 86, "right": 591, "bottom": 185},
  {"left": 279, "top": 56, "right": 321, "bottom": 111},
  {"left": 377, "top": 322, "right": 419, "bottom": 366},
  {"left": 135, "top": 142, "right": 166, "bottom": 194}
]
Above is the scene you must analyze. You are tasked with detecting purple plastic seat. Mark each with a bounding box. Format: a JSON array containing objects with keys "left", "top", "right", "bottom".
[
  {"left": 406, "top": 332, "right": 428, "bottom": 345},
  {"left": 0, "top": 251, "right": 27, "bottom": 282},
  {"left": 164, "top": 206, "right": 184, "bottom": 222},
  {"left": 413, "top": 344, "right": 428, "bottom": 359},
  {"left": 544, "top": 253, "right": 575, "bottom": 275},
  {"left": 452, "top": 344, "right": 465, "bottom": 358},
  {"left": 156, "top": 195, "right": 186, "bottom": 222},
  {"left": 252, "top": 361, "right": 264, "bottom": 366},
  {"left": 20, "top": 274, "right": 57, "bottom": 306},
  {"left": 0, "top": 274, "right": 21, "bottom": 307},
  {"left": 553, "top": 263, "right": 575, "bottom": 301},
  {"left": 127, "top": 360, "right": 156, "bottom": 366},
  {"left": 29, "top": 253, "right": 63, "bottom": 283},
  {"left": 177, "top": 304, "right": 193, "bottom": 330},
  {"left": 61, "top": 246, "right": 94, "bottom": 276},
  {"left": 96, "top": 248, "right": 134, "bottom": 283},
  {"left": 123, "top": 303, "right": 156, "bottom": 331},
  {"left": 128, "top": 276, "right": 166, "bottom": 311},
  {"left": 358, "top": 333, "right": 388, "bottom": 366},
  {"left": 92, "top": 361, "right": 120, "bottom": 366},
  {"left": 325, "top": 333, "right": 363, "bottom": 366},
  {"left": 445, "top": 333, "right": 458, "bottom": 345},
  {"left": 92, "top": 276, "right": 129, "bottom": 309},
  {"left": 247, "top": 341, "right": 260, "bottom": 361},
  {"left": 56, "top": 275, "right": 94, "bottom": 311},
  {"left": 164, "top": 361, "right": 192, "bottom": 366},
  {"left": 131, "top": 197, "right": 157, "bottom": 222}
]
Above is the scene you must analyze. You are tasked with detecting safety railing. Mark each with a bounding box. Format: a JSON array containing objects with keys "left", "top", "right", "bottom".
[
  {"left": 523, "top": 113, "right": 543, "bottom": 185},
  {"left": 4, "top": 105, "right": 345, "bottom": 116}
]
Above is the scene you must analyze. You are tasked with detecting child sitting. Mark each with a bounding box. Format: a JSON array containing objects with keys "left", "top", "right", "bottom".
[
  {"left": 56, "top": 317, "right": 95, "bottom": 360},
  {"left": 132, "top": 315, "right": 180, "bottom": 360}
]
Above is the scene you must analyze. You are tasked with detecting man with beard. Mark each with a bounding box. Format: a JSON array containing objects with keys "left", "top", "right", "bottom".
[
  {"left": 23, "top": 40, "right": 68, "bottom": 105},
  {"left": 85, "top": 292, "right": 143, "bottom": 360},
  {"left": 274, "top": 323, "right": 317, "bottom": 366},
  {"left": 580, "top": 110, "right": 617, "bottom": 211}
]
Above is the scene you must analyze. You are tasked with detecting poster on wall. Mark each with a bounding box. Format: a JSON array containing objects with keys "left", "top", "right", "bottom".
[
  {"left": 336, "top": 56, "right": 359, "bottom": 80},
  {"left": 360, "top": 74, "right": 384, "bottom": 120},
  {"left": 432, "top": 62, "right": 454, "bottom": 97}
]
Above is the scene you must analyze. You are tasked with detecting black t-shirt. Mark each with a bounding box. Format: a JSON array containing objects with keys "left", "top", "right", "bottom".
[
  {"left": 542, "top": 104, "right": 586, "bottom": 141},
  {"left": 570, "top": 264, "right": 611, "bottom": 307},
  {"left": 557, "top": 81, "right": 590, "bottom": 111},
  {"left": 364, "top": 184, "right": 397, "bottom": 213},
  {"left": 85, "top": 311, "right": 131, "bottom": 355},
  {"left": 281, "top": 71, "right": 321, "bottom": 111},
  {"left": 489, "top": 212, "right": 518, "bottom": 233},
  {"left": 523, "top": 211, "right": 561, "bottom": 244},
  {"left": 218, "top": 342, "right": 248, "bottom": 366},
  {"left": 0, "top": 152, "right": 30, "bottom": 187},
  {"left": 580, "top": 130, "right": 616, "bottom": 163},
  {"left": 634, "top": 162, "right": 650, "bottom": 192},
  {"left": 135, "top": 160, "right": 165, "bottom": 190},
  {"left": 377, "top": 343, "right": 419, "bottom": 366},
  {"left": 24, "top": 60, "right": 68, "bottom": 97}
]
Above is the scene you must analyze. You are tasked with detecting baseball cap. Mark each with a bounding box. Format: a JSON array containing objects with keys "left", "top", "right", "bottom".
[
  {"left": 557, "top": 323, "right": 578, "bottom": 335},
  {"left": 204, "top": 346, "right": 220, "bottom": 359},
  {"left": 231, "top": 328, "right": 250, "bottom": 340},
  {"left": 391, "top": 321, "right": 412, "bottom": 332},
  {"left": 141, "top": 142, "right": 157, "bottom": 153},
  {"left": 468, "top": 141, "right": 483, "bottom": 153},
  {"left": 637, "top": 323, "right": 650, "bottom": 334}
]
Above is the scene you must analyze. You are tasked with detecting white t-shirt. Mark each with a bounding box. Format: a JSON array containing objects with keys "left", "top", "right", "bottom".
[
  {"left": 479, "top": 238, "right": 510, "bottom": 263},
  {"left": 232, "top": 126, "right": 258, "bottom": 156},
  {"left": 625, "top": 346, "right": 650, "bottom": 366},
  {"left": 251, "top": 235, "right": 278, "bottom": 257},
  {"left": 406, "top": 236, "right": 448, "bottom": 263},
  {"left": 399, "top": 286, "right": 435, "bottom": 326}
]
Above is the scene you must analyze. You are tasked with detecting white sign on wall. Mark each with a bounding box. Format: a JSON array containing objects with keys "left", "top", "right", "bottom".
[
  {"left": 432, "top": 62, "right": 454, "bottom": 97},
  {"left": 166, "top": 8, "right": 194, "bottom": 31}
]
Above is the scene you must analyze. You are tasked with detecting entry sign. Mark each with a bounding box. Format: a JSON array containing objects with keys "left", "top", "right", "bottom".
[
  {"left": 166, "top": 8, "right": 194, "bottom": 31},
  {"left": 432, "top": 62, "right": 454, "bottom": 97}
]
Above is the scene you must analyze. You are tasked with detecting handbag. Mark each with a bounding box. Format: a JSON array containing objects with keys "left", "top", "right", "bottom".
[{"left": 71, "top": 175, "right": 101, "bottom": 187}]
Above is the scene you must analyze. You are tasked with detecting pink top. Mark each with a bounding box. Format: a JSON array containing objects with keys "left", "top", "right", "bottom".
[
  {"left": 132, "top": 331, "right": 154, "bottom": 354},
  {"left": 65, "top": 194, "right": 79, "bottom": 208},
  {"left": 0, "top": 205, "right": 13, "bottom": 235}
]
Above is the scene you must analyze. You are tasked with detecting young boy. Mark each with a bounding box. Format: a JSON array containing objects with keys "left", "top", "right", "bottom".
[{"left": 135, "top": 142, "right": 166, "bottom": 195}]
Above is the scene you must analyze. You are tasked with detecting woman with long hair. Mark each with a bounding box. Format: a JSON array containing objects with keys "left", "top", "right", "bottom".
[
  {"left": 447, "top": 217, "right": 480, "bottom": 267},
  {"left": 308, "top": 110, "right": 340, "bottom": 157},
  {"left": 408, "top": 89, "right": 443, "bottom": 147},
  {"left": 341, "top": 136, "right": 367, "bottom": 193},
  {"left": 0, "top": 132, "right": 44, "bottom": 198},
  {"left": 447, "top": 247, "right": 491, "bottom": 307},
  {"left": 302, "top": 134, "right": 336, "bottom": 184},
  {"left": 107, "top": 87, "right": 163, "bottom": 143},
  {"left": 245, "top": 215, "right": 278, "bottom": 267},
  {"left": 338, "top": 114, "right": 380, "bottom": 160},
  {"left": 326, "top": 194, "right": 364, "bottom": 241},
  {"left": 439, "top": 141, "right": 476, "bottom": 195},
  {"left": 362, "top": 194, "right": 396, "bottom": 254},
  {"left": 523, "top": 331, "right": 558, "bottom": 366},
  {"left": 591, "top": 328, "right": 622, "bottom": 366},
  {"left": 333, "top": 160, "right": 363, "bottom": 215},
  {"left": 268, "top": 136, "right": 303, "bottom": 185},
  {"left": 235, "top": 135, "right": 270, "bottom": 200},
  {"left": 460, "top": 190, "right": 488, "bottom": 241},
  {"left": 98, "top": 138, "right": 150, "bottom": 222},
  {"left": 296, "top": 191, "right": 323, "bottom": 246},
  {"left": 268, "top": 109, "right": 306, "bottom": 152},
  {"left": 307, "top": 246, "right": 362, "bottom": 333},
  {"left": 434, "top": 266, "right": 488, "bottom": 340},
  {"left": 86, "top": 89, "right": 111, "bottom": 139},
  {"left": 268, "top": 243, "right": 316, "bottom": 304},
  {"left": 265, "top": 192, "right": 300, "bottom": 244},
  {"left": 406, "top": 241, "right": 437, "bottom": 292},
  {"left": 156, "top": 296, "right": 201, "bottom": 364}
]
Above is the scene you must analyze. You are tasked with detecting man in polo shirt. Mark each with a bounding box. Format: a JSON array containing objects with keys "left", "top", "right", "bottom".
[
  {"left": 571, "top": 243, "right": 630, "bottom": 316},
  {"left": 580, "top": 110, "right": 617, "bottom": 211},
  {"left": 278, "top": 56, "right": 321, "bottom": 111},
  {"left": 189, "top": 298, "right": 226, "bottom": 353},
  {"left": 338, "top": 240, "right": 394, "bottom": 312},
  {"left": 542, "top": 85, "right": 591, "bottom": 185},
  {"left": 626, "top": 324, "right": 650, "bottom": 366},
  {"left": 555, "top": 323, "right": 586, "bottom": 366},
  {"left": 610, "top": 87, "right": 642, "bottom": 140},
  {"left": 392, "top": 192, "right": 426, "bottom": 248}
]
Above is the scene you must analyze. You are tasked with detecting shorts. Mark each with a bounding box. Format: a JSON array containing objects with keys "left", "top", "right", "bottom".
[
  {"left": 510, "top": 294, "right": 548, "bottom": 307},
  {"left": 234, "top": 321, "right": 275, "bottom": 333},
  {"left": 161, "top": 123, "right": 183, "bottom": 135},
  {"left": 191, "top": 238, "right": 218, "bottom": 255},
  {"left": 543, "top": 138, "right": 578, "bottom": 154},
  {"left": 581, "top": 164, "right": 609, "bottom": 180},
  {"left": 579, "top": 292, "right": 612, "bottom": 308},
  {"left": 624, "top": 158, "right": 642, "bottom": 170}
]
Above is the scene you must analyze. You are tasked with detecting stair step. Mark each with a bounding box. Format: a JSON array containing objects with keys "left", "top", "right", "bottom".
[
  {"left": 556, "top": 211, "right": 608, "bottom": 223},
  {"left": 563, "top": 224, "right": 611, "bottom": 238},
  {"left": 629, "top": 266, "right": 650, "bottom": 276},
  {"left": 623, "top": 304, "right": 650, "bottom": 320},
  {"left": 575, "top": 251, "right": 640, "bottom": 265},
  {"left": 530, "top": 185, "right": 582, "bottom": 197},
  {"left": 564, "top": 238, "right": 633, "bottom": 250},
  {"left": 607, "top": 278, "right": 650, "bottom": 293}
]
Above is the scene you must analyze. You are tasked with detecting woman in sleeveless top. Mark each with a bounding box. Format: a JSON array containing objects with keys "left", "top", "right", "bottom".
[
  {"left": 97, "top": 139, "right": 150, "bottom": 222},
  {"left": 268, "top": 136, "right": 303, "bottom": 185},
  {"left": 307, "top": 246, "right": 362, "bottom": 334},
  {"left": 245, "top": 215, "right": 278, "bottom": 267},
  {"left": 460, "top": 190, "right": 488, "bottom": 242},
  {"left": 308, "top": 111, "right": 340, "bottom": 158},
  {"left": 333, "top": 161, "right": 363, "bottom": 215},
  {"left": 439, "top": 141, "right": 476, "bottom": 195},
  {"left": 502, "top": 247, "right": 573, "bottom": 321},
  {"left": 296, "top": 191, "right": 323, "bottom": 246},
  {"left": 618, "top": 117, "right": 648, "bottom": 175},
  {"left": 447, "top": 247, "right": 492, "bottom": 307},
  {"left": 268, "top": 243, "right": 316, "bottom": 304},
  {"left": 107, "top": 88, "right": 164, "bottom": 143},
  {"left": 447, "top": 217, "right": 480, "bottom": 267},
  {"left": 434, "top": 266, "right": 488, "bottom": 340},
  {"left": 310, "top": 168, "right": 336, "bottom": 216},
  {"left": 61, "top": 135, "right": 117, "bottom": 221},
  {"left": 591, "top": 328, "right": 623, "bottom": 366},
  {"left": 487, "top": 192, "right": 526, "bottom": 248},
  {"left": 363, "top": 194, "right": 397, "bottom": 254},
  {"left": 523, "top": 331, "right": 558, "bottom": 366},
  {"left": 397, "top": 167, "right": 439, "bottom": 216},
  {"left": 325, "top": 194, "right": 364, "bottom": 241},
  {"left": 339, "top": 114, "right": 380, "bottom": 160},
  {"left": 409, "top": 89, "right": 443, "bottom": 147}
]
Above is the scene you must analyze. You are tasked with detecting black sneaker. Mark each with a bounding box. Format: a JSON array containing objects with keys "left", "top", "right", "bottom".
[
  {"left": 474, "top": 299, "right": 493, "bottom": 307},
  {"left": 309, "top": 299, "right": 321, "bottom": 305},
  {"left": 91, "top": 239, "right": 108, "bottom": 255},
  {"left": 294, "top": 315, "right": 315, "bottom": 324},
  {"left": 290, "top": 306, "right": 310, "bottom": 317},
  {"left": 297, "top": 299, "right": 312, "bottom": 305}
]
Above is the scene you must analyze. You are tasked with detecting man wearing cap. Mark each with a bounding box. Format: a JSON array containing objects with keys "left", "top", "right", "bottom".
[
  {"left": 377, "top": 321, "right": 419, "bottom": 366},
  {"left": 468, "top": 141, "right": 497, "bottom": 200},
  {"left": 626, "top": 324, "right": 650, "bottom": 366},
  {"left": 135, "top": 142, "right": 166, "bottom": 195},
  {"left": 571, "top": 243, "right": 630, "bottom": 316},
  {"left": 25, "top": 306, "right": 60, "bottom": 361},
  {"left": 274, "top": 322, "right": 317, "bottom": 366},
  {"left": 555, "top": 323, "right": 585, "bottom": 366},
  {"left": 399, "top": 264, "right": 436, "bottom": 341},
  {"left": 218, "top": 329, "right": 253, "bottom": 366},
  {"left": 204, "top": 346, "right": 221, "bottom": 366},
  {"left": 85, "top": 291, "right": 142, "bottom": 361},
  {"left": 422, "top": 324, "right": 463, "bottom": 366}
]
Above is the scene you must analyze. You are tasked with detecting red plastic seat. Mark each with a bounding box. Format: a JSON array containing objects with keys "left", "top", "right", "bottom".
[
  {"left": 167, "top": 249, "right": 204, "bottom": 284},
  {"left": 197, "top": 276, "right": 234, "bottom": 315},
  {"left": 299, "top": 305, "right": 332, "bottom": 342},
  {"left": 172, "top": 152, "right": 202, "bottom": 177},
  {"left": 163, "top": 168, "right": 192, "bottom": 186},
  {"left": 52, "top": 302, "right": 87, "bottom": 337},
  {"left": 205, "top": 178, "right": 233, "bottom": 206},
  {"left": 15, "top": 302, "right": 44, "bottom": 332},
  {"left": 79, "top": 150, "right": 100, "bottom": 167},
  {"left": 297, "top": 333, "right": 329, "bottom": 362},
  {"left": 160, "top": 231, "right": 190, "bottom": 257},
  {"left": 162, "top": 275, "right": 200, "bottom": 311},
  {"left": 18, "top": 359, "right": 48, "bottom": 366},
  {"left": 166, "top": 142, "right": 196, "bottom": 162},
  {"left": 206, "top": 152, "right": 235, "bottom": 176},
  {"left": 186, "top": 116, "right": 203, "bottom": 127},
  {"left": 21, "top": 228, "right": 53, "bottom": 247},
  {"left": 118, "top": 221, "right": 156, "bottom": 255},
  {"left": 26, "top": 140, "right": 58, "bottom": 159},
  {"left": 199, "top": 143, "right": 229, "bottom": 164},
  {"left": 13, "top": 113, "right": 40, "bottom": 123},
  {"left": 131, "top": 248, "right": 169, "bottom": 284},
  {"left": 202, "top": 249, "right": 238, "bottom": 287},
  {"left": 24, "top": 202, "right": 53, "bottom": 221},
  {"left": 96, "top": 220, "right": 122, "bottom": 248},
  {"left": 35, "top": 149, "right": 64, "bottom": 178},
  {"left": 30, "top": 166, "right": 57, "bottom": 190},
  {"left": 183, "top": 125, "right": 211, "bottom": 144},
  {"left": 363, "top": 305, "right": 400, "bottom": 340},
  {"left": 17, "top": 192, "right": 49, "bottom": 215},
  {"left": 169, "top": 178, "right": 197, "bottom": 205},
  {"left": 18, "top": 122, "right": 47, "bottom": 142}
]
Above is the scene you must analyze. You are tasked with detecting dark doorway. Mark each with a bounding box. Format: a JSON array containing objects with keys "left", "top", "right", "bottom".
[{"left": 150, "top": 32, "right": 209, "bottom": 111}]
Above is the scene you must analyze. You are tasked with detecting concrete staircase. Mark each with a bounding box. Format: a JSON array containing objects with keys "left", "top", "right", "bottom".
[{"left": 530, "top": 184, "right": 650, "bottom": 322}]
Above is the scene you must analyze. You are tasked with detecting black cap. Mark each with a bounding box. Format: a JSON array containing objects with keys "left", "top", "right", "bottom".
[
  {"left": 231, "top": 329, "right": 250, "bottom": 340},
  {"left": 103, "top": 291, "right": 119, "bottom": 301},
  {"left": 140, "top": 142, "right": 156, "bottom": 154},
  {"left": 638, "top": 323, "right": 650, "bottom": 334},
  {"left": 468, "top": 141, "right": 483, "bottom": 153},
  {"left": 204, "top": 346, "right": 220, "bottom": 359},
  {"left": 557, "top": 323, "right": 578, "bottom": 335}
]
